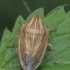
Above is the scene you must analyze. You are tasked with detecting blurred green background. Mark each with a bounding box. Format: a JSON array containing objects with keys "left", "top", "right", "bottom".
[{"left": 0, "top": 0, "right": 70, "bottom": 40}]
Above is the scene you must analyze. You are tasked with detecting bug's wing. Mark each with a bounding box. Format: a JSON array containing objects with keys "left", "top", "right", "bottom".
[
  {"left": 35, "top": 37, "right": 48, "bottom": 69},
  {"left": 35, "top": 36, "right": 48, "bottom": 69},
  {"left": 18, "top": 33, "right": 26, "bottom": 69},
  {"left": 18, "top": 36, "right": 47, "bottom": 70},
  {"left": 18, "top": 33, "right": 48, "bottom": 70}
]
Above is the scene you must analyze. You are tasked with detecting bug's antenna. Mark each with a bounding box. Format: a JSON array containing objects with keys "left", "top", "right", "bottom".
[
  {"left": 23, "top": 0, "right": 31, "bottom": 14},
  {"left": 46, "top": 4, "right": 68, "bottom": 16}
]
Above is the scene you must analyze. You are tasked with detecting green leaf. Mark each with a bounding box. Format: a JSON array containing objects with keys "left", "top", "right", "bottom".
[
  {"left": 12, "top": 15, "right": 25, "bottom": 36},
  {"left": 40, "top": 7, "right": 70, "bottom": 70},
  {"left": 0, "top": 7, "right": 70, "bottom": 70},
  {"left": 26, "top": 8, "right": 44, "bottom": 22}
]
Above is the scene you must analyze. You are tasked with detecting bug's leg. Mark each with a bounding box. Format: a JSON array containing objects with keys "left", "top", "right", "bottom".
[
  {"left": 20, "top": 68, "right": 23, "bottom": 70},
  {"left": 6, "top": 36, "right": 19, "bottom": 48},
  {"left": 19, "top": 21, "right": 25, "bottom": 26},
  {"left": 16, "top": 49, "right": 18, "bottom": 54},
  {"left": 17, "top": 68, "right": 23, "bottom": 70},
  {"left": 48, "top": 43, "right": 59, "bottom": 64},
  {"left": 48, "top": 29, "right": 57, "bottom": 32}
]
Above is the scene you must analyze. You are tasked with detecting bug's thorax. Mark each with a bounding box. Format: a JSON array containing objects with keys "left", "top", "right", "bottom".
[{"left": 20, "top": 15, "right": 49, "bottom": 57}]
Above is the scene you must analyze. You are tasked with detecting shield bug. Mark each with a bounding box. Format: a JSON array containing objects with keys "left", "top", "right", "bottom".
[
  {"left": 17, "top": 1, "right": 61, "bottom": 70},
  {"left": 18, "top": 15, "right": 50, "bottom": 70}
]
